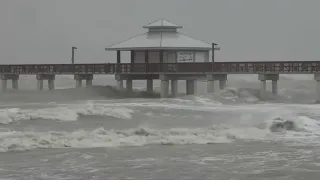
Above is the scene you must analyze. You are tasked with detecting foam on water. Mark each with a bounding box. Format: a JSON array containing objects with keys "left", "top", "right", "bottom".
[
  {"left": 0, "top": 103, "right": 134, "bottom": 124},
  {"left": 0, "top": 110, "right": 319, "bottom": 152},
  {"left": 0, "top": 126, "right": 267, "bottom": 152}
]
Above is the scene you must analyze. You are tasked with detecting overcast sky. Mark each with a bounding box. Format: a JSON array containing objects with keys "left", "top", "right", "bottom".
[{"left": 1, "top": 0, "right": 320, "bottom": 64}]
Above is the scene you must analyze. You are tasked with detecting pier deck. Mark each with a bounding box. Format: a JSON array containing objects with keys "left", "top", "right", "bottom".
[
  {"left": 1, "top": 61, "right": 320, "bottom": 101},
  {"left": 1, "top": 61, "right": 320, "bottom": 75}
]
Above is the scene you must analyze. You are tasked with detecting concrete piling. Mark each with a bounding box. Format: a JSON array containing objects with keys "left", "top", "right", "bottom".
[
  {"left": 171, "top": 80, "right": 178, "bottom": 97},
  {"left": 260, "top": 80, "right": 267, "bottom": 99},
  {"left": 37, "top": 80, "right": 44, "bottom": 90},
  {"left": 74, "top": 74, "right": 93, "bottom": 88},
  {"left": 126, "top": 79, "right": 133, "bottom": 93},
  {"left": 146, "top": 79, "right": 153, "bottom": 93},
  {"left": 258, "top": 74, "right": 279, "bottom": 100},
  {"left": 1, "top": 79, "right": 7, "bottom": 92},
  {"left": 48, "top": 79, "right": 55, "bottom": 90},
  {"left": 160, "top": 80, "right": 169, "bottom": 98},
  {"left": 36, "top": 74, "right": 55, "bottom": 91},
  {"left": 117, "top": 80, "right": 123, "bottom": 90},
  {"left": 0, "top": 74, "right": 19, "bottom": 91},
  {"left": 186, "top": 80, "right": 195, "bottom": 95},
  {"left": 206, "top": 74, "right": 228, "bottom": 93}
]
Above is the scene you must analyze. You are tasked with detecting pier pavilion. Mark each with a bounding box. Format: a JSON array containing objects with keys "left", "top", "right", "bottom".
[{"left": 104, "top": 19, "right": 227, "bottom": 97}]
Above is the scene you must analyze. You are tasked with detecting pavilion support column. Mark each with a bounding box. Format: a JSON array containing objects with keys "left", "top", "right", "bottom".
[
  {"left": 116, "top": 50, "right": 121, "bottom": 73},
  {"left": 186, "top": 80, "right": 195, "bottom": 95},
  {"left": 160, "top": 75, "right": 169, "bottom": 98},
  {"left": 206, "top": 74, "right": 215, "bottom": 93},
  {"left": 48, "top": 79, "right": 55, "bottom": 90},
  {"left": 75, "top": 80, "right": 82, "bottom": 88},
  {"left": 12, "top": 79, "right": 18, "bottom": 90},
  {"left": 160, "top": 80, "right": 169, "bottom": 98},
  {"left": 171, "top": 80, "right": 178, "bottom": 97},
  {"left": 219, "top": 80, "right": 227, "bottom": 90},
  {"left": 117, "top": 80, "right": 124, "bottom": 91},
  {"left": 260, "top": 80, "right": 267, "bottom": 100},
  {"left": 37, "top": 80, "right": 44, "bottom": 91},
  {"left": 207, "top": 80, "right": 214, "bottom": 93},
  {"left": 272, "top": 80, "right": 278, "bottom": 96},
  {"left": 145, "top": 50, "right": 149, "bottom": 72},
  {"left": 86, "top": 79, "right": 93, "bottom": 87},
  {"left": 126, "top": 79, "right": 133, "bottom": 93},
  {"left": 146, "top": 79, "right": 153, "bottom": 94},
  {"left": 1, "top": 79, "right": 7, "bottom": 92}
]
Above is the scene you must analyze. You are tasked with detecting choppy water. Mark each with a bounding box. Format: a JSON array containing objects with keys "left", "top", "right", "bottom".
[{"left": 0, "top": 74, "right": 320, "bottom": 179}]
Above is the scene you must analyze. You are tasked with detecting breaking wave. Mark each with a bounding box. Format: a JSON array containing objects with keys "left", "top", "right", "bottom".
[
  {"left": 0, "top": 113, "right": 319, "bottom": 152},
  {"left": 0, "top": 103, "right": 134, "bottom": 124},
  {"left": 0, "top": 126, "right": 267, "bottom": 152}
]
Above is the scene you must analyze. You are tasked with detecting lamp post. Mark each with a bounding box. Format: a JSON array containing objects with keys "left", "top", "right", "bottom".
[
  {"left": 71, "top": 46, "right": 77, "bottom": 64},
  {"left": 212, "top": 42, "right": 220, "bottom": 62},
  {"left": 212, "top": 42, "right": 220, "bottom": 72}
]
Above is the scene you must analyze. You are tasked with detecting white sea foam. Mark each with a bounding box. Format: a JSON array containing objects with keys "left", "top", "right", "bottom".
[
  {"left": 0, "top": 103, "right": 134, "bottom": 124},
  {"left": 2, "top": 117, "right": 318, "bottom": 153},
  {"left": 0, "top": 109, "right": 319, "bottom": 152},
  {"left": 0, "top": 126, "right": 268, "bottom": 152}
]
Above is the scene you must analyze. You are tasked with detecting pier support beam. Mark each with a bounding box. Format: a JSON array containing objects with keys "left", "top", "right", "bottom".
[
  {"left": 206, "top": 74, "right": 228, "bottom": 93},
  {"left": 36, "top": 74, "right": 55, "bottom": 91},
  {"left": 0, "top": 74, "right": 19, "bottom": 92},
  {"left": 186, "top": 80, "right": 195, "bottom": 95},
  {"left": 74, "top": 74, "right": 93, "bottom": 88},
  {"left": 146, "top": 79, "right": 153, "bottom": 93},
  {"left": 126, "top": 79, "right": 133, "bottom": 93},
  {"left": 160, "top": 75, "right": 169, "bottom": 98},
  {"left": 171, "top": 80, "right": 178, "bottom": 97},
  {"left": 258, "top": 74, "right": 279, "bottom": 100}
]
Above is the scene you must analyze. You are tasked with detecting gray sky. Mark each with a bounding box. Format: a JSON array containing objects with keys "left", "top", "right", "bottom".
[{"left": 1, "top": 0, "right": 320, "bottom": 64}]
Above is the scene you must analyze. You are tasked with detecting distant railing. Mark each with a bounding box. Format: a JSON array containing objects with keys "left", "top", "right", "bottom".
[{"left": 1, "top": 61, "right": 320, "bottom": 74}]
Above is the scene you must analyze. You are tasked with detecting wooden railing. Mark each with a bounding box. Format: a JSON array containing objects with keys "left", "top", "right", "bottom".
[{"left": 1, "top": 61, "right": 320, "bottom": 74}]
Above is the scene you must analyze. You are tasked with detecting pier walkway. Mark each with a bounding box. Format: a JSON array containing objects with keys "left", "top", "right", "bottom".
[{"left": 1, "top": 61, "right": 320, "bottom": 102}]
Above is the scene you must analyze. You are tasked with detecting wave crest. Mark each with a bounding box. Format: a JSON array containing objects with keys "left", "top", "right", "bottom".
[
  {"left": 0, "top": 103, "right": 134, "bottom": 124},
  {"left": 0, "top": 126, "right": 270, "bottom": 152}
]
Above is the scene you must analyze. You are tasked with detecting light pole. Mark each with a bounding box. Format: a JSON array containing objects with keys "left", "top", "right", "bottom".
[
  {"left": 71, "top": 46, "right": 77, "bottom": 64},
  {"left": 212, "top": 42, "right": 220, "bottom": 62}
]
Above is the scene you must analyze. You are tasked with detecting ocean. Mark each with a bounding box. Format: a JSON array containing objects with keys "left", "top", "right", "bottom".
[{"left": 0, "top": 74, "right": 319, "bottom": 180}]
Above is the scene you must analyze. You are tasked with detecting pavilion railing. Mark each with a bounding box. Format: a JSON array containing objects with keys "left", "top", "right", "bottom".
[{"left": 1, "top": 61, "right": 320, "bottom": 74}]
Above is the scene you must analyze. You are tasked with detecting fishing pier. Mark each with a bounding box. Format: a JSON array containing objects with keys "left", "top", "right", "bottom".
[{"left": 1, "top": 19, "right": 320, "bottom": 101}]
